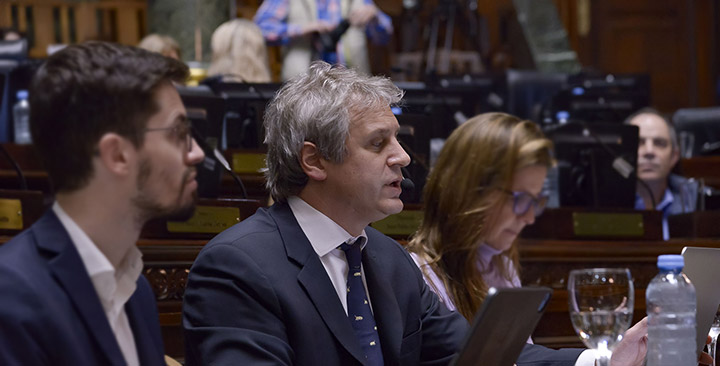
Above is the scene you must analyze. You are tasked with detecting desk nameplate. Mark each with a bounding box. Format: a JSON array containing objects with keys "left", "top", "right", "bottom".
[
  {"left": 573, "top": 212, "right": 644, "bottom": 237},
  {"left": 372, "top": 210, "right": 423, "bottom": 237},
  {"left": 167, "top": 206, "right": 240, "bottom": 234},
  {"left": 232, "top": 153, "right": 266, "bottom": 174},
  {"left": 0, "top": 198, "right": 22, "bottom": 230}
]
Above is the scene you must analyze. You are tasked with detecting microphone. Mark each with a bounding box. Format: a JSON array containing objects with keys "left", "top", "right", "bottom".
[
  {"left": 320, "top": 19, "right": 351, "bottom": 53},
  {"left": 0, "top": 144, "right": 27, "bottom": 190},
  {"left": 191, "top": 126, "right": 248, "bottom": 199},
  {"left": 401, "top": 166, "right": 415, "bottom": 193}
]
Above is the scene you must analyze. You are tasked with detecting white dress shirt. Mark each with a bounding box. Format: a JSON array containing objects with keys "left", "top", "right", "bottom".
[
  {"left": 53, "top": 202, "right": 142, "bottom": 366},
  {"left": 287, "top": 196, "right": 372, "bottom": 314}
]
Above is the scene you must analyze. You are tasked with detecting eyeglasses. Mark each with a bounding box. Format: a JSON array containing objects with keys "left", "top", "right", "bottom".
[
  {"left": 143, "top": 121, "right": 193, "bottom": 152},
  {"left": 499, "top": 189, "right": 549, "bottom": 217}
]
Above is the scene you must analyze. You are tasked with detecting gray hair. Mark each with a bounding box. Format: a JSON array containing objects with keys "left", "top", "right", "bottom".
[
  {"left": 264, "top": 61, "right": 403, "bottom": 202},
  {"left": 624, "top": 107, "right": 678, "bottom": 152}
]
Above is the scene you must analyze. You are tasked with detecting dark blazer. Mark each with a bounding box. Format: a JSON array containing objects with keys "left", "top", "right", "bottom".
[
  {"left": 0, "top": 210, "right": 166, "bottom": 366},
  {"left": 183, "top": 202, "right": 469, "bottom": 366},
  {"left": 183, "top": 203, "right": 583, "bottom": 366}
]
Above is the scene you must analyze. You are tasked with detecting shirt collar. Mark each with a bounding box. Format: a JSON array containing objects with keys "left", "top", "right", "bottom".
[
  {"left": 476, "top": 242, "right": 503, "bottom": 269},
  {"left": 287, "top": 196, "right": 367, "bottom": 257},
  {"left": 634, "top": 188, "right": 674, "bottom": 212},
  {"left": 657, "top": 188, "right": 674, "bottom": 212},
  {"left": 52, "top": 202, "right": 143, "bottom": 313}
]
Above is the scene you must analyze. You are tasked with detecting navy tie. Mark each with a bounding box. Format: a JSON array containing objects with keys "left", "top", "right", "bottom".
[{"left": 340, "top": 240, "right": 384, "bottom": 366}]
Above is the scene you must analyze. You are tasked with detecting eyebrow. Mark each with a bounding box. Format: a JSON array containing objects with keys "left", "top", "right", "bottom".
[{"left": 172, "top": 113, "right": 189, "bottom": 126}]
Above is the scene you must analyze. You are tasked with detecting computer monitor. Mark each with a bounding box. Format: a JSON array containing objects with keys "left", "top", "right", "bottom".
[
  {"left": 505, "top": 69, "right": 568, "bottom": 123},
  {"left": 211, "top": 82, "right": 281, "bottom": 149},
  {"left": 177, "top": 85, "right": 225, "bottom": 147},
  {"left": 0, "top": 39, "right": 28, "bottom": 61},
  {"left": 550, "top": 73, "right": 651, "bottom": 124},
  {"left": 672, "top": 107, "right": 720, "bottom": 156},
  {"left": 397, "top": 74, "right": 500, "bottom": 140},
  {"left": 545, "top": 122, "right": 639, "bottom": 208}
]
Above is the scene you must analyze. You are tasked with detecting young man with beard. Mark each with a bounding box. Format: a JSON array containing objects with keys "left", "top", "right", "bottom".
[{"left": 0, "top": 41, "right": 205, "bottom": 365}]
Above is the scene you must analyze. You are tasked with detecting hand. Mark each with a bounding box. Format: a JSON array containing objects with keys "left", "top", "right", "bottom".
[
  {"left": 699, "top": 335, "right": 712, "bottom": 365},
  {"left": 301, "top": 21, "right": 334, "bottom": 36},
  {"left": 348, "top": 4, "right": 378, "bottom": 27},
  {"left": 610, "top": 317, "right": 647, "bottom": 366}
]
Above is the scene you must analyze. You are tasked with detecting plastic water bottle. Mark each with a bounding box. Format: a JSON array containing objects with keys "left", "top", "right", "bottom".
[
  {"left": 13, "top": 90, "right": 31, "bottom": 144},
  {"left": 646, "top": 254, "right": 697, "bottom": 366}
]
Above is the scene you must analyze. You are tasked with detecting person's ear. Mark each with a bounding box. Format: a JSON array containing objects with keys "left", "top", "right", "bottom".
[
  {"left": 299, "top": 141, "right": 327, "bottom": 181},
  {"left": 96, "top": 133, "right": 134, "bottom": 177},
  {"left": 671, "top": 145, "right": 681, "bottom": 167}
]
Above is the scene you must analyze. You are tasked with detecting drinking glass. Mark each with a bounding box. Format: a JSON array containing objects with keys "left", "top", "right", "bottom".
[
  {"left": 568, "top": 268, "right": 634, "bottom": 366},
  {"left": 708, "top": 305, "right": 720, "bottom": 366}
]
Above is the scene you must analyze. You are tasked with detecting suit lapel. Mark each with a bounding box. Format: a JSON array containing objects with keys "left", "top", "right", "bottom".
[
  {"left": 363, "top": 231, "right": 403, "bottom": 365},
  {"left": 34, "top": 211, "right": 126, "bottom": 366},
  {"left": 270, "top": 204, "right": 367, "bottom": 365}
]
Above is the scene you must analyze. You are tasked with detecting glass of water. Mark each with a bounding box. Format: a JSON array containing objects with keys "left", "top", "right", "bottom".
[
  {"left": 568, "top": 268, "right": 634, "bottom": 366},
  {"left": 709, "top": 306, "right": 720, "bottom": 366}
]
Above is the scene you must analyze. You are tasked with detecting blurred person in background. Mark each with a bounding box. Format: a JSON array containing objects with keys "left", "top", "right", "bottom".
[
  {"left": 138, "top": 33, "right": 182, "bottom": 60},
  {"left": 254, "top": 0, "right": 392, "bottom": 80},
  {"left": 625, "top": 108, "right": 698, "bottom": 240},
  {"left": 207, "top": 18, "right": 272, "bottom": 83}
]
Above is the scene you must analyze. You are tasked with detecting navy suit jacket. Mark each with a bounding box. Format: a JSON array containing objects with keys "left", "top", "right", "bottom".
[
  {"left": 183, "top": 203, "right": 583, "bottom": 366},
  {"left": 183, "top": 202, "right": 468, "bottom": 365},
  {"left": 0, "top": 210, "right": 166, "bottom": 366}
]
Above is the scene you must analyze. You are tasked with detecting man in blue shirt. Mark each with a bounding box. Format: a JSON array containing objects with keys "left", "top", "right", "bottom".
[{"left": 626, "top": 108, "right": 698, "bottom": 240}]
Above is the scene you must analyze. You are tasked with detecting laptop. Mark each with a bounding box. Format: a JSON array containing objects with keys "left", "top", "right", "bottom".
[
  {"left": 681, "top": 246, "right": 720, "bottom": 356},
  {"left": 451, "top": 287, "right": 553, "bottom": 366}
]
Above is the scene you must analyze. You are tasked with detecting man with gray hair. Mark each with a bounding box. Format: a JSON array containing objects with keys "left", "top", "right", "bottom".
[
  {"left": 183, "top": 61, "right": 470, "bottom": 365},
  {"left": 626, "top": 108, "right": 698, "bottom": 239}
]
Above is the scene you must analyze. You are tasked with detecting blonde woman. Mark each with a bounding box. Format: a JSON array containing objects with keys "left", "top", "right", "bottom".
[
  {"left": 408, "top": 112, "right": 552, "bottom": 320},
  {"left": 208, "top": 19, "right": 272, "bottom": 83},
  {"left": 407, "top": 113, "right": 652, "bottom": 366}
]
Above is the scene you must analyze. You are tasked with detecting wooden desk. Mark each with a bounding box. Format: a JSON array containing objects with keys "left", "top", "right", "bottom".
[
  {"left": 519, "top": 238, "right": 720, "bottom": 347},
  {"left": 141, "top": 237, "right": 720, "bottom": 354}
]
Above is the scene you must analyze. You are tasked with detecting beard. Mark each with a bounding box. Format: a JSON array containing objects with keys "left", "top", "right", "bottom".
[{"left": 132, "top": 158, "right": 198, "bottom": 224}]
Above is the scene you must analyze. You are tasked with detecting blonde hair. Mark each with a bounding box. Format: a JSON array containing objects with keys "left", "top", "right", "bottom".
[
  {"left": 208, "top": 19, "right": 271, "bottom": 83},
  {"left": 407, "top": 112, "right": 553, "bottom": 321},
  {"left": 138, "top": 34, "right": 181, "bottom": 60}
]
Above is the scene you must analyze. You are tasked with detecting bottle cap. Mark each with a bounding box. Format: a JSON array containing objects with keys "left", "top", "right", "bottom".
[
  {"left": 657, "top": 254, "right": 684, "bottom": 270},
  {"left": 556, "top": 110, "right": 569, "bottom": 123},
  {"left": 16, "top": 90, "right": 28, "bottom": 100}
]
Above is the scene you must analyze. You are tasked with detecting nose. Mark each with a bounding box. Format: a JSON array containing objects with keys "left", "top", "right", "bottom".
[
  {"left": 640, "top": 139, "right": 656, "bottom": 157},
  {"left": 389, "top": 137, "right": 411, "bottom": 168},
  {"left": 521, "top": 205, "right": 536, "bottom": 225},
  {"left": 186, "top": 137, "right": 206, "bottom": 165}
]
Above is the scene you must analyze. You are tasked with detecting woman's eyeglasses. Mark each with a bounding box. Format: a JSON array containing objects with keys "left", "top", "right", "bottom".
[{"left": 499, "top": 189, "right": 549, "bottom": 217}]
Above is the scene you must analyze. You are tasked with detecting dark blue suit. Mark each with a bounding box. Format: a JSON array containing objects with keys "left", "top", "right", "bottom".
[
  {"left": 183, "top": 203, "right": 582, "bottom": 366},
  {"left": 183, "top": 202, "right": 468, "bottom": 365},
  {"left": 0, "top": 211, "right": 166, "bottom": 366}
]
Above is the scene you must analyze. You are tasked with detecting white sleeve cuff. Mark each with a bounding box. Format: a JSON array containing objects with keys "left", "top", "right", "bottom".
[{"left": 574, "top": 349, "right": 596, "bottom": 366}]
